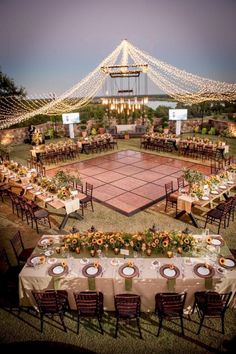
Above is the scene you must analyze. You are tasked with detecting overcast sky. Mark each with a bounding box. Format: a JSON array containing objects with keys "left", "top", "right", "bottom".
[{"left": 0, "top": 0, "right": 236, "bottom": 96}]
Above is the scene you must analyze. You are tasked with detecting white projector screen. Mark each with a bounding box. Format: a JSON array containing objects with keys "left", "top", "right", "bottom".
[
  {"left": 169, "top": 109, "right": 188, "bottom": 120},
  {"left": 62, "top": 113, "right": 80, "bottom": 124}
]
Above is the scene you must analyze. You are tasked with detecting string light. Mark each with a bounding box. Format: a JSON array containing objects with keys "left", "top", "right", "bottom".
[{"left": 0, "top": 39, "right": 236, "bottom": 129}]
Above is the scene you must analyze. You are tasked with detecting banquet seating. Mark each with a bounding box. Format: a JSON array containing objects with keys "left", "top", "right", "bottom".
[
  {"left": 204, "top": 199, "right": 232, "bottom": 234},
  {"left": 165, "top": 181, "right": 177, "bottom": 215},
  {"left": 10, "top": 230, "right": 34, "bottom": 266},
  {"left": 155, "top": 292, "right": 186, "bottom": 337},
  {"left": 114, "top": 294, "right": 142, "bottom": 339},
  {"left": 192, "top": 291, "right": 232, "bottom": 335},
  {"left": 217, "top": 195, "right": 236, "bottom": 222},
  {"left": 73, "top": 291, "right": 104, "bottom": 335},
  {"left": 24, "top": 203, "right": 51, "bottom": 233},
  {"left": 80, "top": 183, "right": 94, "bottom": 216},
  {"left": 32, "top": 290, "right": 69, "bottom": 333}
]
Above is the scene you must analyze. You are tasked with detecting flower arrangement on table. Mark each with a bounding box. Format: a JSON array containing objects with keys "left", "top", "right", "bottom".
[
  {"left": 189, "top": 183, "right": 204, "bottom": 198},
  {"left": 61, "top": 230, "right": 196, "bottom": 256},
  {"left": 18, "top": 166, "right": 28, "bottom": 176},
  {"left": 206, "top": 175, "right": 220, "bottom": 188},
  {"left": 57, "top": 186, "right": 71, "bottom": 200}
]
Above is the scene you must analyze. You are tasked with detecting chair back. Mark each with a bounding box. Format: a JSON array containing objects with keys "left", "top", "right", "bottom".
[
  {"left": 73, "top": 291, "right": 103, "bottom": 316},
  {"left": 196, "top": 291, "right": 232, "bottom": 315},
  {"left": 165, "top": 181, "right": 174, "bottom": 196},
  {"left": 155, "top": 292, "right": 186, "bottom": 316},
  {"left": 85, "top": 183, "right": 93, "bottom": 198},
  {"left": 114, "top": 294, "right": 141, "bottom": 318},
  {"left": 75, "top": 181, "right": 83, "bottom": 193},
  {"left": 177, "top": 176, "right": 185, "bottom": 190},
  {"left": 0, "top": 248, "right": 11, "bottom": 274},
  {"left": 10, "top": 231, "right": 24, "bottom": 259},
  {"left": 32, "top": 290, "right": 68, "bottom": 314}
]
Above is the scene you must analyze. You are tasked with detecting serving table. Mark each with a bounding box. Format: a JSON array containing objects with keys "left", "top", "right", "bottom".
[{"left": 19, "top": 234, "right": 236, "bottom": 312}]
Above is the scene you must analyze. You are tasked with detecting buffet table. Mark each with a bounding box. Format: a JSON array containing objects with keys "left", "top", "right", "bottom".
[{"left": 19, "top": 234, "right": 236, "bottom": 312}]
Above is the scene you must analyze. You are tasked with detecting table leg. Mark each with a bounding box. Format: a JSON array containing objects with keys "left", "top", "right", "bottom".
[{"left": 175, "top": 210, "right": 200, "bottom": 228}]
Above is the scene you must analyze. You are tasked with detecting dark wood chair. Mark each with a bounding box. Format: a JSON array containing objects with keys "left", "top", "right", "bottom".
[
  {"left": 192, "top": 291, "right": 232, "bottom": 334},
  {"left": 75, "top": 181, "right": 84, "bottom": 194},
  {"left": 80, "top": 183, "right": 94, "bottom": 216},
  {"left": 204, "top": 199, "right": 232, "bottom": 234},
  {"left": 165, "top": 181, "right": 177, "bottom": 215},
  {"left": 32, "top": 290, "right": 69, "bottom": 333},
  {"left": 10, "top": 230, "right": 34, "bottom": 266},
  {"left": 25, "top": 203, "right": 51, "bottom": 233},
  {"left": 73, "top": 291, "right": 104, "bottom": 335},
  {"left": 114, "top": 293, "right": 142, "bottom": 339},
  {"left": 155, "top": 292, "right": 186, "bottom": 337},
  {"left": 177, "top": 176, "right": 185, "bottom": 190},
  {"left": 0, "top": 183, "right": 9, "bottom": 202}
]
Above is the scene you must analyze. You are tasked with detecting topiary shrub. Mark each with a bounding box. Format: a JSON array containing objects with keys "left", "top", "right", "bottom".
[
  {"left": 201, "top": 127, "right": 207, "bottom": 135},
  {"left": 208, "top": 127, "right": 216, "bottom": 135}
]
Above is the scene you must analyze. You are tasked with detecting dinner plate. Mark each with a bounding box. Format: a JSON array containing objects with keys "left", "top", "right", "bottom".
[
  {"left": 38, "top": 237, "right": 53, "bottom": 247},
  {"left": 47, "top": 257, "right": 57, "bottom": 264},
  {"left": 35, "top": 191, "right": 42, "bottom": 195},
  {"left": 211, "top": 237, "right": 224, "bottom": 246},
  {"left": 118, "top": 263, "right": 139, "bottom": 278},
  {"left": 27, "top": 254, "right": 44, "bottom": 267},
  {"left": 201, "top": 196, "right": 209, "bottom": 201},
  {"left": 82, "top": 263, "right": 102, "bottom": 277},
  {"left": 227, "top": 181, "right": 234, "bottom": 184},
  {"left": 26, "top": 185, "right": 33, "bottom": 190},
  {"left": 193, "top": 263, "right": 215, "bottom": 278},
  {"left": 219, "top": 185, "right": 227, "bottom": 189},
  {"left": 45, "top": 197, "right": 53, "bottom": 202},
  {"left": 48, "top": 263, "right": 68, "bottom": 276},
  {"left": 218, "top": 257, "right": 236, "bottom": 269},
  {"left": 159, "top": 264, "right": 180, "bottom": 279}
]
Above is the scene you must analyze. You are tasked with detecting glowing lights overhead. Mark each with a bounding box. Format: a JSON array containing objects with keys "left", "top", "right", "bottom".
[{"left": 0, "top": 39, "right": 236, "bottom": 129}]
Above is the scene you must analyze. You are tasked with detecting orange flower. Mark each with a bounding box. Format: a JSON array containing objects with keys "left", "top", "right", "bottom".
[
  {"left": 96, "top": 238, "right": 103, "bottom": 246},
  {"left": 39, "top": 256, "right": 45, "bottom": 264},
  {"left": 207, "top": 237, "right": 212, "bottom": 245},
  {"left": 128, "top": 261, "right": 134, "bottom": 268},
  {"left": 163, "top": 240, "right": 169, "bottom": 247},
  {"left": 61, "top": 261, "right": 67, "bottom": 268},
  {"left": 219, "top": 258, "right": 225, "bottom": 265}
]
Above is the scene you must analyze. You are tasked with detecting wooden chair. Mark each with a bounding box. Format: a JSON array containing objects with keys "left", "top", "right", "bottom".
[
  {"left": 73, "top": 291, "right": 104, "bottom": 334},
  {"left": 164, "top": 181, "right": 177, "bottom": 215},
  {"left": 155, "top": 292, "right": 186, "bottom": 337},
  {"left": 0, "top": 248, "right": 20, "bottom": 305},
  {"left": 177, "top": 176, "right": 185, "bottom": 190},
  {"left": 25, "top": 203, "right": 51, "bottom": 233},
  {"left": 114, "top": 294, "right": 142, "bottom": 339},
  {"left": 32, "top": 290, "right": 69, "bottom": 333},
  {"left": 192, "top": 291, "right": 232, "bottom": 334},
  {"left": 10, "top": 230, "right": 34, "bottom": 266},
  {"left": 80, "top": 183, "right": 94, "bottom": 216},
  {"left": 204, "top": 199, "right": 232, "bottom": 234}
]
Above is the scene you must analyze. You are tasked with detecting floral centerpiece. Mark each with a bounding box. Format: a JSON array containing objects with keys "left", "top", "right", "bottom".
[
  {"left": 182, "top": 168, "right": 204, "bottom": 192},
  {"left": 57, "top": 186, "right": 71, "bottom": 200}
]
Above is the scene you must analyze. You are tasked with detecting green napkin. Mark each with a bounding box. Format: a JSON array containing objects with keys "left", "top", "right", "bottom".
[
  {"left": 205, "top": 277, "right": 213, "bottom": 290},
  {"left": 125, "top": 278, "right": 133, "bottom": 291},
  {"left": 88, "top": 277, "right": 96, "bottom": 290},
  {"left": 53, "top": 277, "right": 61, "bottom": 290},
  {"left": 167, "top": 279, "right": 176, "bottom": 291}
]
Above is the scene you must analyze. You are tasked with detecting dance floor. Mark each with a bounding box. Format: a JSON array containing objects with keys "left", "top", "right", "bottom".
[{"left": 47, "top": 150, "right": 211, "bottom": 216}]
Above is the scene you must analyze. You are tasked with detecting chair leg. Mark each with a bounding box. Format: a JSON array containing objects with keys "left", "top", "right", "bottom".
[
  {"left": 180, "top": 316, "right": 184, "bottom": 336},
  {"left": 157, "top": 317, "right": 162, "bottom": 337},
  {"left": 91, "top": 200, "right": 94, "bottom": 212},
  {"left": 40, "top": 314, "right": 44, "bottom": 333},
  {"left": 97, "top": 316, "right": 103, "bottom": 334},
  {"left": 59, "top": 313, "right": 67, "bottom": 332},
  {"left": 197, "top": 315, "right": 205, "bottom": 335},
  {"left": 77, "top": 314, "right": 80, "bottom": 334},
  {"left": 136, "top": 317, "right": 142, "bottom": 339},
  {"left": 115, "top": 318, "right": 119, "bottom": 338},
  {"left": 48, "top": 216, "right": 51, "bottom": 229},
  {"left": 35, "top": 219, "right": 39, "bottom": 233},
  {"left": 221, "top": 314, "right": 225, "bottom": 334}
]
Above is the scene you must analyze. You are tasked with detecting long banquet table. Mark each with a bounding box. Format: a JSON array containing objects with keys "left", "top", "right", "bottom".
[{"left": 19, "top": 234, "right": 236, "bottom": 312}]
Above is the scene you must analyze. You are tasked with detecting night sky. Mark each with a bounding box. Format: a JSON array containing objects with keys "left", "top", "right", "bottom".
[{"left": 0, "top": 0, "right": 236, "bottom": 96}]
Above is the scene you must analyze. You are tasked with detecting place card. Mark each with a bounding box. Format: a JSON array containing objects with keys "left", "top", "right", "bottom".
[{"left": 120, "top": 249, "right": 129, "bottom": 256}]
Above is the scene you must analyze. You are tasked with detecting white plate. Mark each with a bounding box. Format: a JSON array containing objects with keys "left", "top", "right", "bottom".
[
  {"left": 47, "top": 258, "right": 57, "bottom": 264},
  {"left": 86, "top": 266, "right": 98, "bottom": 275},
  {"left": 44, "top": 249, "right": 54, "bottom": 257},
  {"left": 52, "top": 265, "right": 64, "bottom": 275},
  {"left": 197, "top": 266, "right": 210, "bottom": 276},
  {"left": 26, "top": 186, "right": 33, "bottom": 190},
  {"left": 211, "top": 190, "right": 219, "bottom": 195},
  {"left": 163, "top": 268, "right": 176, "bottom": 277},
  {"left": 122, "top": 267, "right": 135, "bottom": 276},
  {"left": 224, "top": 259, "right": 235, "bottom": 267},
  {"left": 211, "top": 238, "right": 222, "bottom": 246},
  {"left": 80, "top": 258, "right": 89, "bottom": 265},
  {"left": 35, "top": 191, "right": 41, "bottom": 195},
  {"left": 219, "top": 185, "right": 226, "bottom": 189},
  {"left": 201, "top": 196, "right": 209, "bottom": 201},
  {"left": 227, "top": 181, "right": 234, "bottom": 184}
]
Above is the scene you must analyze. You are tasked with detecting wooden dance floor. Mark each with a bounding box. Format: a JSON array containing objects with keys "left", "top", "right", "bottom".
[{"left": 47, "top": 150, "right": 211, "bottom": 216}]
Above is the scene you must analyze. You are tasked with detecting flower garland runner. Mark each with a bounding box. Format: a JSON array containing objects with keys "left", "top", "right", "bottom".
[{"left": 62, "top": 229, "right": 197, "bottom": 256}]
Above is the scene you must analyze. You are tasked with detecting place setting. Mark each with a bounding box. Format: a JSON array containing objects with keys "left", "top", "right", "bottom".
[
  {"left": 27, "top": 254, "right": 45, "bottom": 267},
  {"left": 82, "top": 261, "right": 103, "bottom": 290},
  {"left": 117, "top": 260, "right": 139, "bottom": 291},
  {"left": 159, "top": 263, "right": 180, "bottom": 291},
  {"left": 193, "top": 262, "right": 215, "bottom": 289},
  {"left": 48, "top": 261, "right": 69, "bottom": 277}
]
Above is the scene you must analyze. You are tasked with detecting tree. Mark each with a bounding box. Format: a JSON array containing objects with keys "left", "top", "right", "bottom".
[{"left": 0, "top": 68, "right": 26, "bottom": 97}]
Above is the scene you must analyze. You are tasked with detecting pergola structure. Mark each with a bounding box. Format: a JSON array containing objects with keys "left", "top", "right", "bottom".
[{"left": 0, "top": 39, "right": 236, "bottom": 129}]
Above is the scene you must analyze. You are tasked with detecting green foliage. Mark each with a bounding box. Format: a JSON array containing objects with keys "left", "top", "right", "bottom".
[
  {"left": 45, "top": 128, "right": 54, "bottom": 139},
  {"left": 0, "top": 68, "right": 26, "bottom": 97},
  {"left": 201, "top": 127, "right": 207, "bottom": 135},
  {"left": 194, "top": 127, "right": 199, "bottom": 133},
  {"left": 208, "top": 127, "right": 216, "bottom": 135},
  {"left": 182, "top": 168, "right": 204, "bottom": 185}
]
